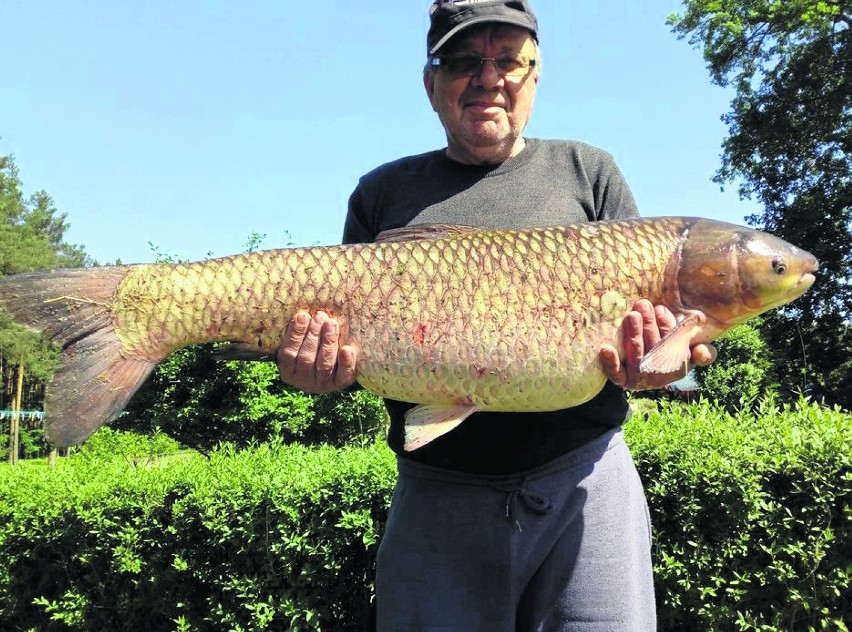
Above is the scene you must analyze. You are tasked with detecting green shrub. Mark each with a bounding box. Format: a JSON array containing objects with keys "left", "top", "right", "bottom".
[
  {"left": 626, "top": 398, "right": 851, "bottom": 631},
  {"left": 0, "top": 400, "right": 848, "bottom": 630},
  {"left": 692, "top": 320, "right": 777, "bottom": 411},
  {"left": 0, "top": 443, "right": 395, "bottom": 631},
  {"left": 72, "top": 427, "right": 182, "bottom": 463}
]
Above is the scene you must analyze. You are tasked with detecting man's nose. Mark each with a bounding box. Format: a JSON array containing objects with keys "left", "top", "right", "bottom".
[{"left": 471, "top": 59, "right": 504, "bottom": 87}]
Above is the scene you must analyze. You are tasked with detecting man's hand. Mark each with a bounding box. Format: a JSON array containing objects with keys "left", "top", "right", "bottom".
[
  {"left": 277, "top": 311, "right": 358, "bottom": 393},
  {"left": 600, "top": 299, "right": 717, "bottom": 391}
]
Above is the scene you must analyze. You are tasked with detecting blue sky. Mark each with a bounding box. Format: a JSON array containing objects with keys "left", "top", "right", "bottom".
[{"left": 2, "top": 0, "right": 759, "bottom": 265}]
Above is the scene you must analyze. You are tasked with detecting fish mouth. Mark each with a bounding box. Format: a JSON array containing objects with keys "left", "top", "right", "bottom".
[
  {"left": 795, "top": 258, "right": 819, "bottom": 292},
  {"left": 788, "top": 271, "right": 817, "bottom": 300},
  {"left": 800, "top": 258, "right": 819, "bottom": 288}
]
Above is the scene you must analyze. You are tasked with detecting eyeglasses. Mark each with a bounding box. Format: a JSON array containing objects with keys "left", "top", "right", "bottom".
[{"left": 429, "top": 54, "right": 537, "bottom": 80}]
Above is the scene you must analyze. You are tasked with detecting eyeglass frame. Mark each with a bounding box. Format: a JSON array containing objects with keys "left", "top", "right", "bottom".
[{"left": 428, "top": 54, "right": 538, "bottom": 80}]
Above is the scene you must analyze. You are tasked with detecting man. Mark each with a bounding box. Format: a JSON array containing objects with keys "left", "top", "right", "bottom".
[{"left": 277, "top": 1, "right": 715, "bottom": 629}]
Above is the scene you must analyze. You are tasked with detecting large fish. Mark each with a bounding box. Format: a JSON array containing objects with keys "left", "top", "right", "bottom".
[{"left": 0, "top": 217, "right": 817, "bottom": 450}]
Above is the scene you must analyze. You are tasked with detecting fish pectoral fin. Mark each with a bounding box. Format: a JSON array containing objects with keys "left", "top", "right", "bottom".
[
  {"left": 639, "top": 312, "right": 703, "bottom": 375},
  {"left": 375, "top": 224, "right": 480, "bottom": 244},
  {"left": 403, "top": 403, "right": 478, "bottom": 452}
]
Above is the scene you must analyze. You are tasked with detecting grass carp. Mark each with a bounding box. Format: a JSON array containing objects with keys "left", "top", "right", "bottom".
[{"left": 0, "top": 217, "right": 818, "bottom": 450}]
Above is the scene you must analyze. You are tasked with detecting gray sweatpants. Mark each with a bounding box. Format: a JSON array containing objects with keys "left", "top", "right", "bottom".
[{"left": 375, "top": 428, "right": 656, "bottom": 631}]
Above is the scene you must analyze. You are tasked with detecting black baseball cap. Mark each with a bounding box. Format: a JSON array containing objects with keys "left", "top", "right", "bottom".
[{"left": 427, "top": 0, "right": 539, "bottom": 55}]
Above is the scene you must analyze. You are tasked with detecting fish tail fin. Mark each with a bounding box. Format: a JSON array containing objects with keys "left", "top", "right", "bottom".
[{"left": 0, "top": 267, "right": 156, "bottom": 448}]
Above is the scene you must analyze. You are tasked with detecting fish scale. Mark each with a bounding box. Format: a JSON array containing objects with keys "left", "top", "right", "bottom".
[{"left": 0, "top": 216, "right": 818, "bottom": 449}]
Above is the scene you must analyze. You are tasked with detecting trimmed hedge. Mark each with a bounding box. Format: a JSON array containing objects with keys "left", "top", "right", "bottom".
[
  {"left": 0, "top": 401, "right": 849, "bottom": 630},
  {"left": 0, "top": 440, "right": 395, "bottom": 631},
  {"left": 626, "top": 398, "right": 851, "bottom": 630}
]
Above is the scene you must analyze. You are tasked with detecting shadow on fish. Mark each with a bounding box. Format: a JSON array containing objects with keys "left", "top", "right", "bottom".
[{"left": 0, "top": 217, "right": 818, "bottom": 450}]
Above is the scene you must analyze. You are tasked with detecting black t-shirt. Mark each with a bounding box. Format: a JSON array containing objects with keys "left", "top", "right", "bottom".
[{"left": 343, "top": 138, "right": 638, "bottom": 474}]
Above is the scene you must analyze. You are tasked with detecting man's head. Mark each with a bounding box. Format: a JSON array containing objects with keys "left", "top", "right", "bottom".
[{"left": 424, "top": 1, "right": 541, "bottom": 165}]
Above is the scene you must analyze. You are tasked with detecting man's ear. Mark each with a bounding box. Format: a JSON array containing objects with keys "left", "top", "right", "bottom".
[{"left": 423, "top": 70, "right": 438, "bottom": 112}]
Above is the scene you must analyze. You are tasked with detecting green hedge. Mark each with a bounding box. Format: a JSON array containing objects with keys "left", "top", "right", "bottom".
[
  {"left": 0, "top": 401, "right": 849, "bottom": 631},
  {"left": 626, "top": 398, "right": 851, "bottom": 631},
  {"left": 0, "top": 439, "right": 395, "bottom": 631}
]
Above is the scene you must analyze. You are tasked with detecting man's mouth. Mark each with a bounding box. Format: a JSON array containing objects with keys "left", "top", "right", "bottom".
[{"left": 464, "top": 102, "right": 504, "bottom": 113}]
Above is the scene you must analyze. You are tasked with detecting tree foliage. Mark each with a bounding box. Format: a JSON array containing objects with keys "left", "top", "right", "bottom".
[
  {"left": 0, "top": 155, "right": 88, "bottom": 275},
  {"left": 669, "top": 0, "right": 851, "bottom": 408},
  {"left": 119, "top": 344, "right": 388, "bottom": 453}
]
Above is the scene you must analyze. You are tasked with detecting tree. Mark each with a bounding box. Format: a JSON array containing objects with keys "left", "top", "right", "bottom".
[
  {"left": 0, "top": 156, "right": 88, "bottom": 274},
  {"left": 669, "top": 0, "right": 851, "bottom": 407}
]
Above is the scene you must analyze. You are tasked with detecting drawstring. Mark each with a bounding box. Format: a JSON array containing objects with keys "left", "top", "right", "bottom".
[{"left": 493, "top": 478, "right": 553, "bottom": 532}]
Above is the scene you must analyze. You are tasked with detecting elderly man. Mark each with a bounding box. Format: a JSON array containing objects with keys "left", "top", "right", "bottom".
[{"left": 277, "top": 1, "right": 714, "bottom": 629}]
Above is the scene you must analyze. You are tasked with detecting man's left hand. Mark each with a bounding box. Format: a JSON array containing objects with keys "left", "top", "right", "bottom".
[{"left": 600, "top": 299, "right": 717, "bottom": 391}]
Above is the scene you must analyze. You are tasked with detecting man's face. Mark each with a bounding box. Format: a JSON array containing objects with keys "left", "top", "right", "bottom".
[{"left": 424, "top": 24, "right": 539, "bottom": 165}]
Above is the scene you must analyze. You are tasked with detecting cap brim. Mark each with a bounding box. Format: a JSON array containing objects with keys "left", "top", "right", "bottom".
[{"left": 429, "top": 16, "right": 537, "bottom": 55}]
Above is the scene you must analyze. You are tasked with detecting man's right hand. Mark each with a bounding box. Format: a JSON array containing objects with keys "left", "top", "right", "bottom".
[{"left": 276, "top": 311, "right": 358, "bottom": 393}]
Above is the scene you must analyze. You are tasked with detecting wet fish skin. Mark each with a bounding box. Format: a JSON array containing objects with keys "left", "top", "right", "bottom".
[{"left": 0, "top": 217, "right": 818, "bottom": 449}]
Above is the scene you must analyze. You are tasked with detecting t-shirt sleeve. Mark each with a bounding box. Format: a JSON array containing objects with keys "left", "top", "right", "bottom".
[
  {"left": 342, "top": 177, "right": 377, "bottom": 245},
  {"left": 594, "top": 154, "right": 640, "bottom": 221}
]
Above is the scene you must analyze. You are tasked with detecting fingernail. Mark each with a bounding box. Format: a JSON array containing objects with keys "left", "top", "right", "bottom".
[{"left": 295, "top": 312, "right": 310, "bottom": 326}]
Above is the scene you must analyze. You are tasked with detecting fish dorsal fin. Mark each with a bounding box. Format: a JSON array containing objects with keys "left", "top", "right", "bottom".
[
  {"left": 639, "top": 312, "right": 704, "bottom": 375},
  {"left": 375, "top": 224, "right": 480, "bottom": 244},
  {"left": 403, "top": 403, "right": 478, "bottom": 451}
]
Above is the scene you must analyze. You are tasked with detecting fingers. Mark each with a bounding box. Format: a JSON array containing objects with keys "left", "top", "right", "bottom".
[
  {"left": 336, "top": 344, "right": 358, "bottom": 387},
  {"left": 652, "top": 303, "right": 677, "bottom": 337},
  {"left": 315, "top": 315, "right": 340, "bottom": 384},
  {"left": 278, "top": 311, "right": 311, "bottom": 381},
  {"left": 633, "top": 299, "right": 660, "bottom": 352},
  {"left": 599, "top": 309, "right": 644, "bottom": 389},
  {"left": 690, "top": 343, "right": 717, "bottom": 367},
  {"left": 621, "top": 310, "right": 645, "bottom": 379},
  {"left": 600, "top": 343, "right": 627, "bottom": 387},
  {"left": 602, "top": 300, "right": 717, "bottom": 392},
  {"left": 277, "top": 311, "right": 357, "bottom": 393}
]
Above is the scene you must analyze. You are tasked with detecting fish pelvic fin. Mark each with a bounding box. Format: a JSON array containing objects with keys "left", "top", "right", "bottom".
[
  {"left": 403, "top": 403, "right": 478, "bottom": 451},
  {"left": 639, "top": 312, "right": 704, "bottom": 377},
  {"left": 0, "top": 267, "right": 155, "bottom": 448}
]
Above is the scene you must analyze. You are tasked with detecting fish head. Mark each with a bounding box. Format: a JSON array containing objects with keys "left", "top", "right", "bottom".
[{"left": 677, "top": 219, "right": 819, "bottom": 327}]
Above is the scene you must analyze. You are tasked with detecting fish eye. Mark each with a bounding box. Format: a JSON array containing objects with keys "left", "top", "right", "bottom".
[{"left": 772, "top": 258, "right": 788, "bottom": 275}]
